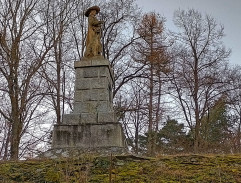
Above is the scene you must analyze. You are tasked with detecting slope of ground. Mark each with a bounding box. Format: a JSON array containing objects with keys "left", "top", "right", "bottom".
[{"left": 0, "top": 154, "right": 241, "bottom": 182}]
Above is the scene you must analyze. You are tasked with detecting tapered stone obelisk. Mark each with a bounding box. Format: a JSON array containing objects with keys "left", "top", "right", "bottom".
[{"left": 51, "top": 57, "right": 126, "bottom": 152}]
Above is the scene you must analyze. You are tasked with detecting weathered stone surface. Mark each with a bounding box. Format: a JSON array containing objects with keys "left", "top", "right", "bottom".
[
  {"left": 91, "top": 78, "right": 108, "bottom": 89},
  {"left": 75, "top": 78, "right": 91, "bottom": 90},
  {"left": 52, "top": 123, "right": 125, "bottom": 149},
  {"left": 62, "top": 114, "right": 80, "bottom": 124},
  {"left": 75, "top": 78, "right": 109, "bottom": 90},
  {"left": 98, "top": 112, "right": 116, "bottom": 123},
  {"left": 87, "top": 101, "right": 98, "bottom": 112},
  {"left": 40, "top": 147, "right": 127, "bottom": 159},
  {"left": 74, "top": 89, "right": 110, "bottom": 103},
  {"left": 97, "top": 101, "right": 109, "bottom": 112},
  {"left": 74, "top": 59, "right": 114, "bottom": 82},
  {"left": 74, "top": 91, "right": 83, "bottom": 102},
  {"left": 99, "top": 89, "right": 109, "bottom": 101},
  {"left": 82, "top": 89, "right": 98, "bottom": 101},
  {"left": 75, "top": 69, "right": 84, "bottom": 78},
  {"left": 89, "top": 89, "right": 100, "bottom": 101},
  {"left": 81, "top": 113, "right": 97, "bottom": 124},
  {"left": 51, "top": 58, "right": 126, "bottom": 154},
  {"left": 73, "top": 102, "right": 89, "bottom": 113},
  {"left": 76, "top": 66, "right": 110, "bottom": 79},
  {"left": 83, "top": 67, "right": 99, "bottom": 78},
  {"left": 74, "top": 58, "right": 109, "bottom": 67}
]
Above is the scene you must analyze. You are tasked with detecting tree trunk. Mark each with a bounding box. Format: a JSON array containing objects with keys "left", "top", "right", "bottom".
[
  {"left": 9, "top": 64, "right": 22, "bottom": 160},
  {"left": 3, "top": 125, "right": 11, "bottom": 160},
  {"left": 193, "top": 56, "right": 200, "bottom": 154},
  {"left": 54, "top": 33, "right": 63, "bottom": 125},
  {"left": 154, "top": 72, "right": 162, "bottom": 153},
  {"left": 147, "top": 63, "right": 154, "bottom": 156},
  {"left": 10, "top": 105, "right": 22, "bottom": 160},
  {"left": 134, "top": 124, "right": 139, "bottom": 154},
  {"left": 237, "top": 114, "right": 241, "bottom": 153},
  {"left": 10, "top": 123, "right": 21, "bottom": 160}
]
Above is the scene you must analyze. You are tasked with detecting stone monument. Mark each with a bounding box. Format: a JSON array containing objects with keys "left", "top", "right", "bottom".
[{"left": 49, "top": 6, "right": 126, "bottom": 156}]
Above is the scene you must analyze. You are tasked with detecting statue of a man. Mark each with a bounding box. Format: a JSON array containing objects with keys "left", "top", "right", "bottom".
[{"left": 84, "top": 6, "right": 104, "bottom": 58}]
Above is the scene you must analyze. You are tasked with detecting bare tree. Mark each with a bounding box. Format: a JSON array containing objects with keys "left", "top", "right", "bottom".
[
  {"left": 0, "top": 0, "right": 61, "bottom": 160},
  {"left": 132, "top": 12, "right": 169, "bottom": 155},
  {"left": 225, "top": 65, "right": 241, "bottom": 153},
  {"left": 168, "top": 9, "right": 230, "bottom": 153},
  {"left": 40, "top": 0, "right": 79, "bottom": 124},
  {"left": 117, "top": 78, "right": 148, "bottom": 154},
  {"left": 95, "top": 0, "right": 142, "bottom": 98}
]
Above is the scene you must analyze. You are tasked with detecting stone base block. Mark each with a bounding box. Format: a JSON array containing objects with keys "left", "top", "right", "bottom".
[
  {"left": 98, "top": 112, "right": 116, "bottom": 123},
  {"left": 52, "top": 123, "right": 126, "bottom": 149},
  {"left": 40, "top": 147, "right": 127, "bottom": 159},
  {"left": 62, "top": 114, "right": 81, "bottom": 124}
]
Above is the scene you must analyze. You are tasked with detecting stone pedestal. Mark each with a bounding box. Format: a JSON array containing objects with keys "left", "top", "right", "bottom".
[{"left": 51, "top": 58, "right": 126, "bottom": 153}]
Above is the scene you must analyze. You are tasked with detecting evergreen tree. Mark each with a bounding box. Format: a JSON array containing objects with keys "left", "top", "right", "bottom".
[
  {"left": 157, "top": 118, "right": 191, "bottom": 154},
  {"left": 200, "top": 96, "right": 232, "bottom": 153}
]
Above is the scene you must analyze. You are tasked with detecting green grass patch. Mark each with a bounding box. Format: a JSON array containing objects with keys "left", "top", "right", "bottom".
[{"left": 0, "top": 154, "right": 240, "bottom": 182}]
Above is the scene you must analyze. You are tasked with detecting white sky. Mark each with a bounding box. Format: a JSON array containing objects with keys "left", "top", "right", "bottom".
[{"left": 136, "top": 0, "right": 241, "bottom": 66}]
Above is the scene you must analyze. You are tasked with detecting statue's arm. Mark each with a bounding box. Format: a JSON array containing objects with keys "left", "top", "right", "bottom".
[{"left": 89, "top": 16, "right": 103, "bottom": 26}]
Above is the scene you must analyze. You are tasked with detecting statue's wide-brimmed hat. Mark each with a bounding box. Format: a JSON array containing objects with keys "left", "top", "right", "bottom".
[{"left": 85, "top": 6, "right": 100, "bottom": 17}]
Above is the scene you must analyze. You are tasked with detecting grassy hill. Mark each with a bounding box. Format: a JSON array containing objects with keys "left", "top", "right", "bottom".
[{"left": 0, "top": 154, "right": 241, "bottom": 182}]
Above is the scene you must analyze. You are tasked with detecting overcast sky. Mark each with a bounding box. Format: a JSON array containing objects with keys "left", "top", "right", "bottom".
[{"left": 136, "top": 0, "right": 241, "bottom": 66}]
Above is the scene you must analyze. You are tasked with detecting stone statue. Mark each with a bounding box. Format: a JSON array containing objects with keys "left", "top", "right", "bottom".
[
  {"left": 84, "top": 6, "right": 104, "bottom": 58},
  {"left": 48, "top": 6, "right": 126, "bottom": 157}
]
